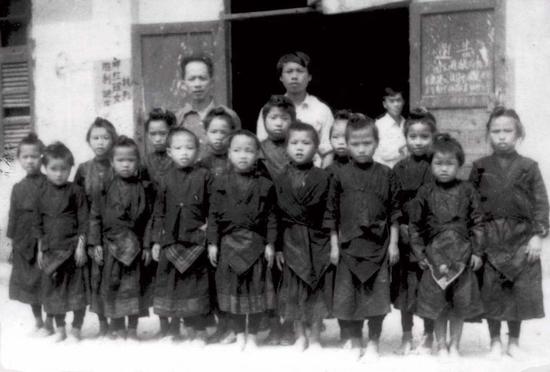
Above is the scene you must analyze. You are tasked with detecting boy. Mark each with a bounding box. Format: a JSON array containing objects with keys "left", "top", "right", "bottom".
[
  {"left": 151, "top": 128, "right": 211, "bottom": 344},
  {"left": 409, "top": 134, "right": 484, "bottom": 357},
  {"left": 36, "top": 142, "right": 88, "bottom": 341},
  {"left": 326, "top": 110, "right": 354, "bottom": 169},
  {"left": 256, "top": 52, "right": 334, "bottom": 167},
  {"left": 331, "top": 115, "right": 400, "bottom": 358},
  {"left": 373, "top": 87, "right": 407, "bottom": 168}
]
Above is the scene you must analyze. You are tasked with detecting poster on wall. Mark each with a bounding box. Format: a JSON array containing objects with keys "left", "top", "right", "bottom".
[{"left": 95, "top": 57, "right": 133, "bottom": 109}]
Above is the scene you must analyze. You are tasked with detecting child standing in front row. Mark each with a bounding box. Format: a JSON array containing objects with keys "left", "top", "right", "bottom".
[
  {"left": 207, "top": 130, "right": 277, "bottom": 350},
  {"left": 409, "top": 134, "right": 484, "bottom": 357},
  {"left": 74, "top": 117, "right": 117, "bottom": 337},
  {"left": 391, "top": 109, "right": 437, "bottom": 354},
  {"left": 36, "top": 142, "right": 88, "bottom": 341},
  {"left": 151, "top": 128, "right": 211, "bottom": 344},
  {"left": 332, "top": 116, "right": 400, "bottom": 358},
  {"left": 88, "top": 136, "right": 153, "bottom": 340},
  {"left": 469, "top": 107, "right": 548, "bottom": 358},
  {"left": 8, "top": 133, "right": 47, "bottom": 333},
  {"left": 275, "top": 122, "right": 337, "bottom": 351}
]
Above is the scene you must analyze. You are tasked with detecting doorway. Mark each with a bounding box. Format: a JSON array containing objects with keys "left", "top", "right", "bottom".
[{"left": 230, "top": 1, "right": 410, "bottom": 130}]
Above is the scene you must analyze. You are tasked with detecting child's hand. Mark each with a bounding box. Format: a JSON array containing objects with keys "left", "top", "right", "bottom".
[
  {"left": 418, "top": 257, "right": 429, "bottom": 270},
  {"left": 330, "top": 243, "right": 339, "bottom": 266},
  {"left": 470, "top": 254, "right": 483, "bottom": 271},
  {"left": 208, "top": 244, "right": 218, "bottom": 267},
  {"left": 94, "top": 245, "right": 104, "bottom": 265},
  {"left": 399, "top": 224, "right": 409, "bottom": 245},
  {"left": 276, "top": 252, "right": 285, "bottom": 270},
  {"left": 388, "top": 242, "right": 399, "bottom": 266},
  {"left": 526, "top": 235, "right": 543, "bottom": 263},
  {"left": 199, "top": 223, "right": 207, "bottom": 232},
  {"left": 152, "top": 243, "right": 161, "bottom": 262},
  {"left": 142, "top": 248, "right": 152, "bottom": 266},
  {"left": 265, "top": 244, "right": 275, "bottom": 269},
  {"left": 74, "top": 241, "right": 87, "bottom": 267}
]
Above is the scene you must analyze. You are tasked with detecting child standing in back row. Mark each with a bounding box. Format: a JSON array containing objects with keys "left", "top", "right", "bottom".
[
  {"left": 391, "top": 109, "right": 437, "bottom": 354},
  {"left": 409, "top": 134, "right": 484, "bottom": 357},
  {"left": 36, "top": 142, "right": 89, "bottom": 342},
  {"left": 8, "top": 133, "right": 47, "bottom": 333},
  {"left": 469, "top": 107, "right": 548, "bottom": 358},
  {"left": 331, "top": 115, "right": 400, "bottom": 358},
  {"left": 74, "top": 117, "right": 117, "bottom": 337},
  {"left": 88, "top": 136, "right": 153, "bottom": 340},
  {"left": 207, "top": 130, "right": 277, "bottom": 350}
]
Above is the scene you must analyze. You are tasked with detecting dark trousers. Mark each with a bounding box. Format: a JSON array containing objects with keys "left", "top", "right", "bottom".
[
  {"left": 338, "top": 315, "right": 385, "bottom": 341},
  {"left": 228, "top": 313, "right": 262, "bottom": 334}
]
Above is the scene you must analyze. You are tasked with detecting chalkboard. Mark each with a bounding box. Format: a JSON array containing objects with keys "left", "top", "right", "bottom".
[{"left": 421, "top": 9, "right": 495, "bottom": 108}]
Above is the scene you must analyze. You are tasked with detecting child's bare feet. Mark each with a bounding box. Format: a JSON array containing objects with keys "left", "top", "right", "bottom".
[
  {"left": 294, "top": 336, "right": 307, "bottom": 351},
  {"left": 436, "top": 344, "right": 449, "bottom": 358},
  {"left": 127, "top": 328, "right": 139, "bottom": 341},
  {"left": 506, "top": 338, "right": 526, "bottom": 359},
  {"left": 245, "top": 334, "right": 260, "bottom": 350},
  {"left": 220, "top": 330, "right": 237, "bottom": 345},
  {"left": 362, "top": 340, "right": 380, "bottom": 359},
  {"left": 308, "top": 339, "right": 322, "bottom": 352},
  {"left": 38, "top": 317, "right": 54, "bottom": 337},
  {"left": 69, "top": 328, "right": 82, "bottom": 341},
  {"left": 55, "top": 326, "right": 67, "bottom": 342},
  {"left": 190, "top": 330, "right": 207, "bottom": 347},
  {"left": 396, "top": 332, "right": 413, "bottom": 355},
  {"left": 235, "top": 332, "right": 246, "bottom": 351},
  {"left": 489, "top": 338, "right": 503, "bottom": 359},
  {"left": 448, "top": 345, "right": 460, "bottom": 358},
  {"left": 97, "top": 320, "right": 109, "bottom": 338},
  {"left": 110, "top": 329, "right": 127, "bottom": 340},
  {"left": 415, "top": 333, "right": 434, "bottom": 354}
]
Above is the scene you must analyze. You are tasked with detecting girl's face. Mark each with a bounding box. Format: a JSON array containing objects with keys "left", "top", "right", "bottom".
[
  {"left": 406, "top": 122, "right": 434, "bottom": 157},
  {"left": 264, "top": 107, "right": 292, "bottom": 141},
  {"left": 206, "top": 117, "right": 232, "bottom": 152},
  {"left": 112, "top": 146, "right": 138, "bottom": 178},
  {"left": 347, "top": 127, "right": 378, "bottom": 164},
  {"left": 18, "top": 144, "right": 41, "bottom": 175},
  {"left": 228, "top": 134, "right": 259, "bottom": 173},
  {"left": 89, "top": 126, "right": 113, "bottom": 158},
  {"left": 147, "top": 120, "right": 170, "bottom": 152},
  {"left": 431, "top": 151, "right": 459, "bottom": 183},
  {"left": 45, "top": 158, "right": 71, "bottom": 186},
  {"left": 330, "top": 119, "right": 348, "bottom": 156},
  {"left": 488, "top": 116, "right": 519, "bottom": 154},
  {"left": 286, "top": 130, "right": 316, "bottom": 165},
  {"left": 167, "top": 132, "right": 199, "bottom": 168}
]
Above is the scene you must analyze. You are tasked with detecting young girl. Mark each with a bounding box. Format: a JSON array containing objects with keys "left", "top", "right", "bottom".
[
  {"left": 207, "top": 130, "right": 277, "bottom": 350},
  {"left": 331, "top": 116, "right": 400, "bottom": 358},
  {"left": 8, "top": 133, "right": 47, "bottom": 333},
  {"left": 199, "top": 106, "right": 238, "bottom": 177},
  {"left": 74, "top": 117, "right": 117, "bottom": 337},
  {"left": 151, "top": 128, "right": 211, "bottom": 344},
  {"left": 391, "top": 109, "right": 437, "bottom": 354},
  {"left": 88, "top": 136, "right": 153, "bottom": 340},
  {"left": 409, "top": 134, "right": 484, "bottom": 357},
  {"left": 275, "top": 122, "right": 337, "bottom": 351},
  {"left": 326, "top": 110, "right": 351, "bottom": 169},
  {"left": 143, "top": 108, "right": 176, "bottom": 184},
  {"left": 469, "top": 107, "right": 548, "bottom": 357},
  {"left": 36, "top": 142, "right": 88, "bottom": 341}
]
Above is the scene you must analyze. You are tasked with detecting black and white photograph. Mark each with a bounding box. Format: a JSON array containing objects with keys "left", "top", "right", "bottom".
[{"left": 0, "top": 0, "right": 549, "bottom": 371}]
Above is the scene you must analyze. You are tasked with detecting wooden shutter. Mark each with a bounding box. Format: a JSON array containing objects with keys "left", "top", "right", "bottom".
[
  {"left": 410, "top": 0, "right": 505, "bottom": 178},
  {"left": 132, "top": 21, "right": 227, "bottom": 149},
  {"left": 0, "top": 46, "right": 32, "bottom": 153}
]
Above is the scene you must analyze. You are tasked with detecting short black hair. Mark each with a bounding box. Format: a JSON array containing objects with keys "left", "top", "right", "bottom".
[
  {"left": 330, "top": 109, "right": 352, "bottom": 137},
  {"left": 111, "top": 135, "right": 141, "bottom": 161},
  {"left": 181, "top": 54, "right": 214, "bottom": 79},
  {"left": 261, "top": 95, "right": 296, "bottom": 122},
  {"left": 204, "top": 106, "right": 239, "bottom": 131},
  {"left": 145, "top": 108, "right": 176, "bottom": 132},
  {"left": 345, "top": 113, "right": 378, "bottom": 142},
  {"left": 166, "top": 127, "right": 199, "bottom": 149},
  {"left": 42, "top": 141, "right": 74, "bottom": 167},
  {"left": 486, "top": 106, "right": 525, "bottom": 139},
  {"left": 276, "top": 51, "right": 311, "bottom": 76},
  {"left": 382, "top": 86, "right": 404, "bottom": 99},
  {"left": 228, "top": 129, "right": 261, "bottom": 151},
  {"left": 404, "top": 107, "right": 437, "bottom": 136},
  {"left": 86, "top": 117, "right": 118, "bottom": 144},
  {"left": 432, "top": 133, "right": 465, "bottom": 166},
  {"left": 286, "top": 120, "right": 320, "bottom": 148},
  {"left": 17, "top": 132, "right": 44, "bottom": 157}
]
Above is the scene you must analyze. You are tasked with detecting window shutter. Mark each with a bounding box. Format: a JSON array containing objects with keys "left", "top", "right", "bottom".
[{"left": 0, "top": 47, "right": 32, "bottom": 153}]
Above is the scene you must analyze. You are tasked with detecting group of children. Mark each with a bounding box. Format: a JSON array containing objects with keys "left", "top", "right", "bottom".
[{"left": 6, "top": 53, "right": 548, "bottom": 361}]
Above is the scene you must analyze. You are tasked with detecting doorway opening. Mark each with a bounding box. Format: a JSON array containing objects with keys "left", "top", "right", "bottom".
[{"left": 230, "top": 0, "right": 410, "bottom": 130}]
